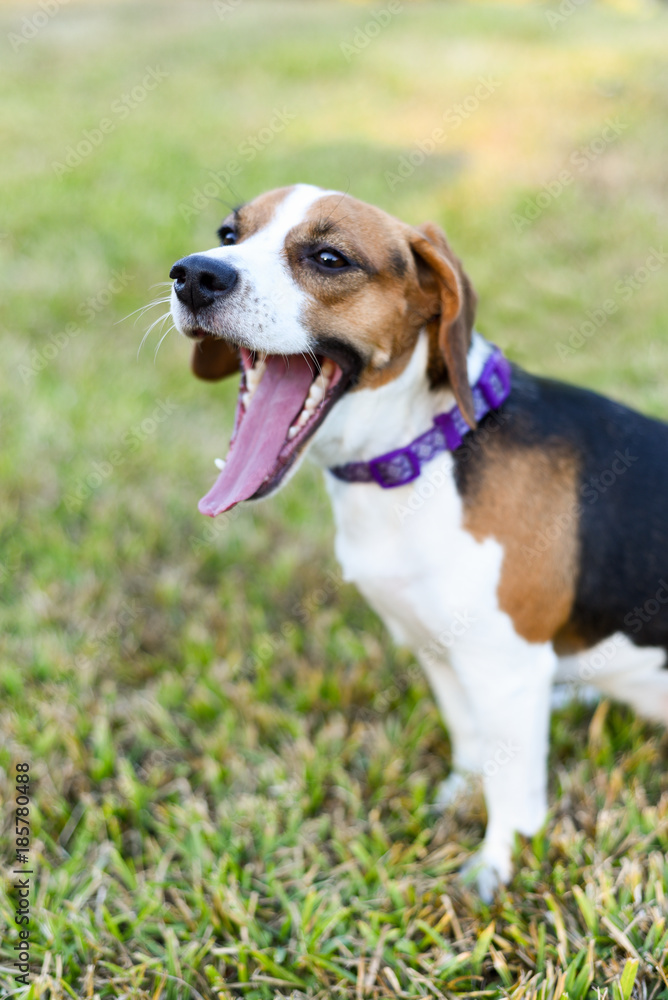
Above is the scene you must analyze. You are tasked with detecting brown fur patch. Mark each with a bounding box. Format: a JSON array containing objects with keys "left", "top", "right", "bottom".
[
  {"left": 292, "top": 194, "right": 455, "bottom": 390},
  {"left": 191, "top": 336, "right": 240, "bottom": 380},
  {"left": 409, "top": 224, "right": 477, "bottom": 424},
  {"left": 232, "top": 187, "right": 294, "bottom": 240},
  {"left": 462, "top": 443, "right": 580, "bottom": 644}
]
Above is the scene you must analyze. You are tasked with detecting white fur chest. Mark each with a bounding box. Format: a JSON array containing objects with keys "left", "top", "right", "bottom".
[
  {"left": 323, "top": 457, "right": 504, "bottom": 649},
  {"left": 309, "top": 334, "right": 507, "bottom": 652}
]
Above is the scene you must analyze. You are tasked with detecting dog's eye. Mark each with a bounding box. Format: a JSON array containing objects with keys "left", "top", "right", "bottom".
[
  {"left": 218, "top": 227, "right": 237, "bottom": 246},
  {"left": 312, "top": 248, "right": 349, "bottom": 270}
]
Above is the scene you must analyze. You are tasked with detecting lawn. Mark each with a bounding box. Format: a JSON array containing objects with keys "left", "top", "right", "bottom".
[{"left": 1, "top": 0, "right": 668, "bottom": 997}]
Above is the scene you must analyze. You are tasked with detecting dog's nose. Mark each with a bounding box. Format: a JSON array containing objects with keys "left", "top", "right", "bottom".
[{"left": 169, "top": 254, "right": 238, "bottom": 312}]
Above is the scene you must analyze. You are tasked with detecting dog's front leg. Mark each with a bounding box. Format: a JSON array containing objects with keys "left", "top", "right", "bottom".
[
  {"left": 450, "top": 634, "right": 558, "bottom": 901},
  {"left": 418, "top": 652, "right": 483, "bottom": 805}
]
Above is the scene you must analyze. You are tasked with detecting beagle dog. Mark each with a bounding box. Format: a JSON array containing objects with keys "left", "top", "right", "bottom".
[{"left": 169, "top": 184, "right": 668, "bottom": 899}]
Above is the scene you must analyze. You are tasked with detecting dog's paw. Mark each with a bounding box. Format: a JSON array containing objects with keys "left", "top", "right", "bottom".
[
  {"left": 433, "top": 771, "right": 474, "bottom": 809},
  {"left": 459, "top": 847, "right": 511, "bottom": 903}
]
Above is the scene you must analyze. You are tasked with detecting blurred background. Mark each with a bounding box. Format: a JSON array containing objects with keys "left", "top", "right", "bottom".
[{"left": 2, "top": 1, "right": 668, "bottom": 997}]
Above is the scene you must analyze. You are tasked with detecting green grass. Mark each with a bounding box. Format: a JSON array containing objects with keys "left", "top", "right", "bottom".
[{"left": 2, "top": 0, "right": 668, "bottom": 996}]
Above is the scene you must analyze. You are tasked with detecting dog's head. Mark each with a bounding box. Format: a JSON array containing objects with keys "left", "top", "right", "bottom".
[{"left": 169, "top": 184, "right": 476, "bottom": 515}]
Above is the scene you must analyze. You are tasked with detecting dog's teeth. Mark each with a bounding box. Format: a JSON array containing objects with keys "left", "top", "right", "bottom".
[
  {"left": 214, "top": 458, "right": 226, "bottom": 470},
  {"left": 307, "top": 381, "right": 325, "bottom": 405},
  {"left": 246, "top": 362, "right": 265, "bottom": 389},
  {"left": 244, "top": 359, "right": 266, "bottom": 404},
  {"left": 288, "top": 410, "right": 311, "bottom": 440}
]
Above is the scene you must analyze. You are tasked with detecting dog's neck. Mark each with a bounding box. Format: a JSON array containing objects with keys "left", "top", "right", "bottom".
[{"left": 308, "top": 330, "right": 492, "bottom": 470}]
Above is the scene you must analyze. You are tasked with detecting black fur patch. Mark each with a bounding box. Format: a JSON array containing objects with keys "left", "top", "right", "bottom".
[
  {"left": 387, "top": 248, "right": 408, "bottom": 279},
  {"left": 312, "top": 336, "right": 365, "bottom": 389},
  {"left": 455, "top": 366, "right": 668, "bottom": 653}
]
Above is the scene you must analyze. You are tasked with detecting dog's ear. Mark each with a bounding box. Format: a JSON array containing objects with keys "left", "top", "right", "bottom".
[
  {"left": 408, "top": 222, "right": 477, "bottom": 428},
  {"left": 191, "top": 336, "right": 240, "bottom": 381}
]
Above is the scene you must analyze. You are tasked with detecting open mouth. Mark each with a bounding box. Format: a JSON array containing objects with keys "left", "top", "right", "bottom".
[{"left": 198, "top": 342, "right": 356, "bottom": 516}]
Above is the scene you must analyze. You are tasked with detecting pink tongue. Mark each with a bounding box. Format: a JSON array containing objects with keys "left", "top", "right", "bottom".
[{"left": 199, "top": 354, "right": 314, "bottom": 516}]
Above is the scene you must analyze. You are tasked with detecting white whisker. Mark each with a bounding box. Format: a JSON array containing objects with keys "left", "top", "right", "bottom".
[
  {"left": 119, "top": 295, "right": 172, "bottom": 326},
  {"left": 153, "top": 322, "right": 176, "bottom": 362},
  {"left": 143, "top": 310, "right": 171, "bottom": 339},
  {"left": 137, "top": 309, "right": 172, "bottom": 359},
  {"left": 299, "top": 352, "right": 312, "bottom": 375},
  {"left": 301, "top": 348, "right": 321, "bottom": 376}
]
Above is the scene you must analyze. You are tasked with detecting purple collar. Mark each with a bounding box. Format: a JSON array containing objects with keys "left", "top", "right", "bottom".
[{"left": 329, "top": 346, "right": 511, "bottom": 489}]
